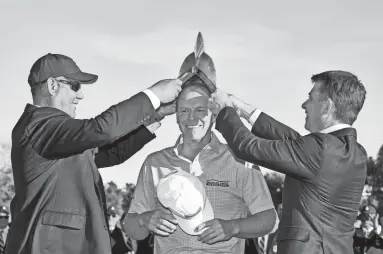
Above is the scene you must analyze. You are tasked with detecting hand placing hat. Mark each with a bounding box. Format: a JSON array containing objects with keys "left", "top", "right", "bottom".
[
  {"left": 157, "top": 100, "right": 177, "bottom": 120},
  {"left": 208, "top": 89, "right": 234, "bottom": 116},
  {"left": 195, "top": 218, "right": 239, "bottom": 245}
]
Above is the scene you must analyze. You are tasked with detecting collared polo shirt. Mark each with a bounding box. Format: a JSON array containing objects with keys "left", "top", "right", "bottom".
[{"left": 129, "top": 133, "right": 275, "bottom": 254}]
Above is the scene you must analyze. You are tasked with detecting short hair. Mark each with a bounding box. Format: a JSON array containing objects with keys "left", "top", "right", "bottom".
[
  {"left": 311, "top": 71, "right": 366, "bottom": 125},
  {"left": 176, "top": 81, "right": 211, "bottom": 110},
  {"left": 30, "top": 81, "right": 46, "bottom": 97}
]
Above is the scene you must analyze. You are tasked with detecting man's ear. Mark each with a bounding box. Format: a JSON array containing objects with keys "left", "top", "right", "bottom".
[
  {"left": 46, "top": 77, "right": 59, "bottom": 96},
  {"left": 321, "top": 98, "right": 333, "bottom": 115}
]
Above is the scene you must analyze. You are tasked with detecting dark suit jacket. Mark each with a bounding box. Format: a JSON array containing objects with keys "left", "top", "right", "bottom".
[
  {"left": 216, "top": 107, "right": 368, "bottom": 254},
  {"left": 6, "top": 92, "right": 160, "bottom": 254}
]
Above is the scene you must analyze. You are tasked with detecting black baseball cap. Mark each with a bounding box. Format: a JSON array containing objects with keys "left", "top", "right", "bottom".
[{"left": 28, "top": 53, "right": 98, "bottom": 87}]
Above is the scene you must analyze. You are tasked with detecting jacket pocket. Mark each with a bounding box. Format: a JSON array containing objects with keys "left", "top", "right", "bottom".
[
  {"left": 277, "top": 226, "right": 310, "bottom": 242},
  {"left": 42, "top": 210, "right": 85, "bottom": 230}
]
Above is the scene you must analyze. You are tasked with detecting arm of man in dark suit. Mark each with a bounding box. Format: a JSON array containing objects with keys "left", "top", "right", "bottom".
[
  {"left": 94, "top": 100, "right": 175, "bottom": 168},
  {"left": 25, "top": 92, "right": 161, "bottom": 159},
  {"left": 216, "top": 107, "right": 325, "bottom": 179},
  {"left": 250, "top": 112, "right": 301, "bottom": 140},
  {"left": 228, "top": 94, "right": 301, "bottom": 140},
  {"left": 94, "top": 124, "right": 157, "bottom": 168}
]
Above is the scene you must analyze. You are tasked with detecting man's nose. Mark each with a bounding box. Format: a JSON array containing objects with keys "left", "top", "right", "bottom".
[
  {"left": 188, "top": 111, "right": 196, "bottom": 120},
  {"left": 77, "top": 89, "right": 84, "bottom": 100},
  {"left": 301, "top": 101, "right": 307, "bottom": 109}
]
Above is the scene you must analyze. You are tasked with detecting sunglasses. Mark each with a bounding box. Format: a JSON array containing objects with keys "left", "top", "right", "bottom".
[
  {"left": 56, "top": 79, "right": 81, "bottom": 92},
  {"left": 0, "top": 216, "right": 8, "bottom": 219}
]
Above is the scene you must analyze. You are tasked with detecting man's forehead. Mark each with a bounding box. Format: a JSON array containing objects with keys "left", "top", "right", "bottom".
[
  {"left": 179, "top": 84, "right": 210, "bottom": 102},
  {"left": 183, "top": 91, "right": 208, "bottom": 100},
  {"left": 309, "top": 82, "right": 322, "bottom": 96},
  {"left": 179, "top": 95, "right": 209, "bottom": 106}
]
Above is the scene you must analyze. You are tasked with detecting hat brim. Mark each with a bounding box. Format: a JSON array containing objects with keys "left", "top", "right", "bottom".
[
  {"left": 179, "top": 71, "right": 216, "bottom": 93},
  {"left": 64, "top": 71, "right": 98, "bottom": 84},
  {"left": 174, "top": 197, "right": 214, "bottom": 236}
]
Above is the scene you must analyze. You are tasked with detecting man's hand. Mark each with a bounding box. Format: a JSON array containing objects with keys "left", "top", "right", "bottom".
[
  {"left": 195, "top": 219, "right": 238, "bottom": 245},
  {"left": 149, "top": 79, "right": 182, "bottom": 104},
  {"left": 157, "top": 100, "right": 176, "bottom": 119},
  {"left": 139, "top": 208, "right": 178, "bottom": 237},
  {"left": 228, "top": 94, "right": 256, "bottom": 120},
  {"left": 208, "top": 90, "right": 233, "bottom": 116}
]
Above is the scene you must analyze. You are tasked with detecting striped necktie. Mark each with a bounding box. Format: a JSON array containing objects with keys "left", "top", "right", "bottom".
[
  {"left": 258, "top": 235, "right": 269, "bottom": 254},
  {"left": 0, "top": 230, "right": 5, "bottom": 254}
]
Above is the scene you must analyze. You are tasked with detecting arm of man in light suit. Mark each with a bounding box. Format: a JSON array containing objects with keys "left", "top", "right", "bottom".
[
  {"left": 25, "top": 89, "right": 163, "bottom": 160},
  {"left": 215, "top": 107, "right": 324, "bottom": 180}
]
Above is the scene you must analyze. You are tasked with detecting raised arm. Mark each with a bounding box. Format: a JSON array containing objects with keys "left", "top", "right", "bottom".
[
  {"left": 228, "top": 94, "right": 301, "bottom": 140},
  {"left": 250, "top": 112, "right": 301, "bottom": 140},
  {"left": 94, "top": 124, "right": 157, "bottom": 168},
  {"left": 25, "top": 92, "right": 159, "bottom": 159},
  {"left": 216, "top": 107, "right": 325, "bottom": 180}
]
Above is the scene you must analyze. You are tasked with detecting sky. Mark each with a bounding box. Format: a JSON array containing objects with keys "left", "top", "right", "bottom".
[{"left": 0, "top": 0, "right": 382, "bottom": 187}]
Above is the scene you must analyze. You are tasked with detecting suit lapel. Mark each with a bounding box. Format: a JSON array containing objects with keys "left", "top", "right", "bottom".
[{"left": 88, "top": 149, "right": 109, "bottom": 227}]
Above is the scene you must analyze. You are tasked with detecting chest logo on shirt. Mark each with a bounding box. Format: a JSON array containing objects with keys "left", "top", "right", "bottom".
[{"left": 206, "top": 179, "right": 229, "bottom": 187}]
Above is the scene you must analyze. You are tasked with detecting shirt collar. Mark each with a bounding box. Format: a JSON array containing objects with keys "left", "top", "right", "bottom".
[
  {"left": 173, "top": 132, "right": 221, "bottom": 155},
  {"left": 320, "top": 124, "right": 352, "bottom": 134}
]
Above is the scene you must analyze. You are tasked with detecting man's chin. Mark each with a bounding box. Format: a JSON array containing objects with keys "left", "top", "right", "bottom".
[{"left": 304, "top": 122, "right": 311, "bottom": 132}]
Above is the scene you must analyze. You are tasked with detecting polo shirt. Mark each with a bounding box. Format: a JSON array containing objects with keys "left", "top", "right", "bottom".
[{"left": 128, "top": 132, "right": 275, "bottom": 254}]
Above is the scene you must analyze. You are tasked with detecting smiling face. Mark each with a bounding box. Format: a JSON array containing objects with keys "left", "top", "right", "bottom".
[
  {"left": 176, "top": 84, "right": 214, "bottom": 142},
  {"left": 51, "top": 76, "right": 84, "bottom": 118}
]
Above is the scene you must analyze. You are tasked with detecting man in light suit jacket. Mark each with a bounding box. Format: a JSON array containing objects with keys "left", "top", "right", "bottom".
[
  {"left": 208, "top": 71, "right": 367, "bottom": 254},
  {"left": 6, "top": 53, "right": 182, "bottom": 254}
]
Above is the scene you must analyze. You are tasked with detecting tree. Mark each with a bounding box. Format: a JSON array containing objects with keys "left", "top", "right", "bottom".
[
  {"left": 366, "top": 156, "right": 376, "bottom": 185},
  {"left": 264, "top": 172, "right": 285, "bottom": 206},
  {"left": 0, "top": 143, "right": 15, "bottom": 211},
  {"left": 121, "top": 183, "right": 136, "bottom": 213},
  {"left": 104, "top": 182, "right": 137, "bottom": 215},
  {"left": 105, "top": 181, "right": 123, "bottom": 216}
]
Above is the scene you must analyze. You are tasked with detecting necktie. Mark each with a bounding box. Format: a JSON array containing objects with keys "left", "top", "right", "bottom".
[
  {"left": 0, "top": 230, "right": 5, "bottom": 254},
  {"left": 258, "top": 235, "right": 269, "bottom": 254}
]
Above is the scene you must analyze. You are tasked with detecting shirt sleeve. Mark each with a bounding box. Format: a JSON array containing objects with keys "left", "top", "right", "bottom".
[
  {"left": 128, "top": 160, "right": 156, "bottom": 214},
  {"left": 241, "top": 164, "right": 275, "bottom": 215},
  {"left": 248, "top": 109, "right": 263, "bottom": 126},
  {"left": 143, "top": 89, "right": 161, "bottom": 109}
]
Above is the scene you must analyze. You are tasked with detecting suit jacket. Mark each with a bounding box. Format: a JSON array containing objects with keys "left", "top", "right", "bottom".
[
  {"left": 216, "top": 107, "right": 367, "bottom": 254},
  {"left": 6, "top": 92, "right": 160, "bottom": 254}
]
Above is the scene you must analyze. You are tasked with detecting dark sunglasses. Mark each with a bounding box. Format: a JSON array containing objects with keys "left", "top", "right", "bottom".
[
  {"left": 56, "top": 79, "right": 81, "bottom": 92},
  {"left": 0, "top": 216, "right": 8, "bottom": 219}
]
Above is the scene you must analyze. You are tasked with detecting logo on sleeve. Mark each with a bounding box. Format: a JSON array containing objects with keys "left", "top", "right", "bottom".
[{"left": 206, "top": 179, "right": 229, "bottom": 187}]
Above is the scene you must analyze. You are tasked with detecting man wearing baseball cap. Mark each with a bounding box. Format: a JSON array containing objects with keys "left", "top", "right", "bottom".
[
  {"left": 6, "top": 53, "right": 183, "bottom": 254},
  {"left": 123, "top": 33, "right": 277, "bottom": 254}
]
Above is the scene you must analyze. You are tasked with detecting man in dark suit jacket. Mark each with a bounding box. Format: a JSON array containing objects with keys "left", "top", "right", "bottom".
[
  {"left": 209, "top": 71, "right": 367, "bottom": 254},
  {"left": 5, "top": 53, "right": 182, "bottom": 254}
]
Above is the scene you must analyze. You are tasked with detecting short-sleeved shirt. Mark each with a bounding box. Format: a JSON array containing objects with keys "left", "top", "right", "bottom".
[{"left": 128, "top": 133, "right": 275, "bottom": 254}]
